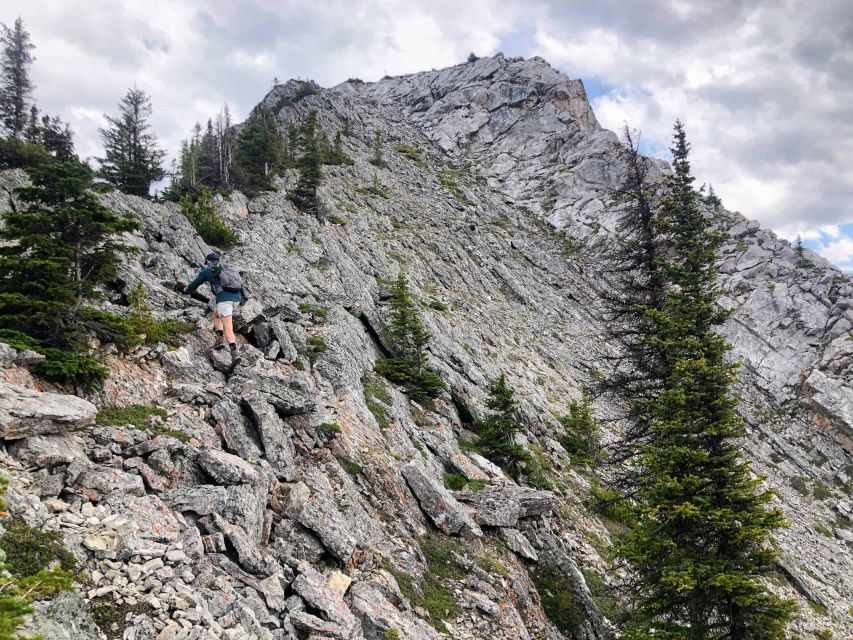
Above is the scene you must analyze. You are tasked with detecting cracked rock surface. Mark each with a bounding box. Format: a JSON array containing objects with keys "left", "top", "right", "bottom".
[{"left": 1, "top": 53, "right": 851, "bottom": 639}]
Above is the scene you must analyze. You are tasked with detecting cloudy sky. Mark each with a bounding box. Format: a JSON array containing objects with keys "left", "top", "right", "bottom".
[{"left": 4, "top": 0, "right": 852, "bottom": 271}]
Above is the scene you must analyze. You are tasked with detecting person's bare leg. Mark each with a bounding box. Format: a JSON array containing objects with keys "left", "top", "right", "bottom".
[
  {"left": 222, "top": 315, "right": 236, "bottom": 345},
  {"left": 211, "top": 309, "right": 226, "bottom": 349}
]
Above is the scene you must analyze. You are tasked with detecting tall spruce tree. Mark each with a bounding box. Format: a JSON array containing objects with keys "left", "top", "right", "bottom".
[
  {"left": 598, "top": 126, "right": 669, "bottom": 472},
  {"left": 290, "top": 109, "right": 322, "bottom": 212},
  {"left": 615, "top": 122, "right": 795, "bottom": 639},
  {"left": 475, "top": 373, "right": 526, "bottom": 471},
  {"left": 0, "top": 17, "right": 35, "bottom": 139},
  {"left": 98, "top": 87, "right": 166, "bottom": 197},
  {"left": 233, "top": 106, "right": 282, "bottom": 195},
  {"left": 0, "top": 160, "right": 137, "bottom": 386},
  {"left": 375, "top": 272, "right": 444, "bottom": 401}
]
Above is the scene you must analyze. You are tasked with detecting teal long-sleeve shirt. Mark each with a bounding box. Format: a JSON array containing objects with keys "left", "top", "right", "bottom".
[{"left": 184, "top": 262, "right": 243, "bottom": 303}]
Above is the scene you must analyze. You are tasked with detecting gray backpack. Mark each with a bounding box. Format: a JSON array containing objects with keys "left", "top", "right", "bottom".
[{"left": 215, "top": 262, "right": 243, "bottom": 293}]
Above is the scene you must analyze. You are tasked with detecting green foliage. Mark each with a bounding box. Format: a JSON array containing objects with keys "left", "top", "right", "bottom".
[
  {"left": 33, "top": 348, "right": 108, "bottom": 388},
  {"left": 532, "top": 565, "right": 586, "bottom": 635},
  {"left": 474, "top": 551, "right": 508, "bottom": 577},
  {"left": 180, "top": 189, "right": 239, "bottom": 247},
  {"left": 0, "top": 159, "right": 137, "bottom": 387},
  {"left": 375, "top": 272, "right": 445, "bottom": 401},
  {"left": 96, "top": 404, "right": 168, "bottom": 430},
  {"left": 356, "top": 172, "right": 390, "bottom": 198},
  {"left": 790, "top": 475, "right": 810, "bottom": 496},
  {"left": 0, "top": 521, "right": 76, "bottom": 578},
  {"left": 298, "top": 302, "right": 328, "bottom": 321},
  {"left": 290, "top": 109, "right": 323, "bottom": 214},
  {"left": 0, "top": 18, "right": 35, "bottom": 139},
  {"left": 443, "top": 472, "right": 467, "bottom": 491},
  {"left": 369, "top": 129, "right": 384, "bottom": 167},
  {"left": 336, "top": 455, "right": 363, "bottom": 477},
  {"left": 815, "top": 629, "right": 833, "bottom": 640},
  {"left": 438, "top": 167, "right": 470, "bottom": 205},
  {"left": 384, "top": 630, "right": 401, "bottom": 640},
  {"left": 97, "top": 87, "right": 165, "bottom": 197},
  {"left": 0, "top": 136, "right": 48, "bottom": 168},
  {"left": 317, "top": 422, "right": 341, "bottom": 437},
  {"left": 0, "top": 505, "right": 75, "bottom": 639},
  {"left": 467, "top": 52, "right": 479, "bottom": 63},
  {"left": 0, "top": 477, "right": 6, "bottom": 514},
  {"left": 322, "top": 130, "right": 353, "bottom": 166},
  {"left": 611, "top": 121, "right": 796, "bottom": 639},
  {"left": 306, "top": 335, "right": 327, "bottom": 363},
  {"left": 327, "top": 213, "right": 347, "bottom": 225},
  {"left": 394, "top": 143, "right": 424, "bottom": 166},
  {"left": 813, "top": 480, "right": 832, "bottom": 501},
  {"left": 475, "top": 373, "right": 527, "bottom": 472},
  {"left": 232, "top": 107, "right": 284, "bottom": 195},
  {"left": 422, "top": 580, "right": 461, "bottom": 632},
  {"left": 364, "top": 376, "right": 392, "bottom": 430},
  {"left": 427, "top": 300, "right": 448, "bottom": 311},
  {"left": 560, "top": 392, "right": 599, "bottom": 465},
  {"left": 126, "top": 283, "right": 194, "bottom": 347}
]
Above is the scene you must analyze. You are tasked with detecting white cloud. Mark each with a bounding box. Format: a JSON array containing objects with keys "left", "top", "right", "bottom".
[{"left": 1, "top": 1, "right": 850, "bottom": 269}]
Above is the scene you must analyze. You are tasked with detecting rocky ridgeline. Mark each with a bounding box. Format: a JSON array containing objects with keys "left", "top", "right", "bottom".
[{"left": 0, "top": 53, "right": 851, "bottom": 640}]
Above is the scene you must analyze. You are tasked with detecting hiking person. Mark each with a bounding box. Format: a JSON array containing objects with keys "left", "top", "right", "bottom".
[{"left": 183, "top": 251, "right": 244, "bottom": 365}]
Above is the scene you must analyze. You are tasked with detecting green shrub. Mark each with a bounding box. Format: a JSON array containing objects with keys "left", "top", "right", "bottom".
[
  {"left": 532, "top": 565, "right": 586, "bottom": 635},
  {"left": 298, "top": 302, "right": 328, "bottom": 321},
  {"left": 356, "top": 172, "right": 390, "bottom": 199},
  {"left": 0, "top": 137, "right": 50, "bottom": 168},
  {"left": 437, "top": 167, "right": 470, "bottom": 205},
  {"left": 560, "top": 392, "right": 599, "bottom": 465},
  {"left": 790, "top": 475, "right": 810, "bottom": 496},
  {"left": 443, "top": 472, "right": 467, "bottom": 491},
  {"left": 375, "top": 273, "right": 445, "bottom": 402},
  {"left": 327, "top": 213, "right": 347, "bottom": 225},
  {"left": 384, "top": 630, "right": 401, "bottom": 640},
  {"left": 427, "top": 300, "right": 448, "bottom": 311},
  {"left": 127, "top": 283, "right": 194, "bottom": 346},
  {"left": 475, "top": 373, "right": 527, "bottom": 473},
  {"left": 33, "top": 348, "right": 108, "bottom": 389},
  {"left": 0, "top": 522, "right": 76, "bottom": 578},
  {"left": 813, "top": 481, "right": 832, "bottom": 501},
  {"left": 420, "top": 533, "right": 463, "bottom": 579},
  {"left": 96, "top": 404, "right": 167, "bottom": 430},
  {"left": 336, "top": 456, "right": 363, "bottom": 477},
  {"left": 307, "top": 335, "right": 327, "bottom": 363},
  {"left": 180, "top": 190, "right": 239, "bottom": 247},
  {"left": 422, "top": 579, "right": 461, "bottom": 632},
  {"left": 317, "top": 422, "right": 342, "bottom": 437}
]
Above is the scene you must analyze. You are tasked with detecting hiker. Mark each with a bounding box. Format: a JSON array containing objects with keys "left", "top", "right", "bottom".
[{"left": 184, "top": 251, "right": 244, "bottom": 365}]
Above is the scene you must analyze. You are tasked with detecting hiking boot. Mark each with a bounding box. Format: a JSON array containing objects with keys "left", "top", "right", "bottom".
[
  {"left": 212, "top": 336, "right": 226, "bottom": 350},
  {"left": 230, "top": 348, "right": 242, "bottom": 367}
]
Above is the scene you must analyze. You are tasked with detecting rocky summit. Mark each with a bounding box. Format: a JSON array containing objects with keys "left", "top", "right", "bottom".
[{"left": 1, "top": 53, "right": 851, "bottom": 640}]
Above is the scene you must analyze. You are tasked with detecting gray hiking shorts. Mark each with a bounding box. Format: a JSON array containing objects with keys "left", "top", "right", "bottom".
[{"left": 213, "top": 301, "right": 234, "bottom": 317}]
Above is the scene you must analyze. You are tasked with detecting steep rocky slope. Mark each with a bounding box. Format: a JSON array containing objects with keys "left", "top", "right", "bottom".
[{"left": 1, "top": 53, "right": 851, "bottom": 640}]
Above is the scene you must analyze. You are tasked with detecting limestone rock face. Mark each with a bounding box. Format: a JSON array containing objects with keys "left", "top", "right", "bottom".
[
  {"left": 0, "top": 381, "right": 96, "bottom": 439},
  {"left": 2, "top": 53, "right": 851, "bottom": 640}
]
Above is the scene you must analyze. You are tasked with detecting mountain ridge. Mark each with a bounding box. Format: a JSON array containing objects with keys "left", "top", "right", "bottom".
[{"left": 0, "top": 53, "right": 851, "bottom": 640}]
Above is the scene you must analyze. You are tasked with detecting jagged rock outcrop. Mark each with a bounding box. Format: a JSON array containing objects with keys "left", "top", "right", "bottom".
[{"left": 1, "top": 53, "right": 850, "bottom": 640}]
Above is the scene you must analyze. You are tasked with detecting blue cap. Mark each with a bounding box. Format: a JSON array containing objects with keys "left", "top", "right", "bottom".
[{"left": 205, "top": 252, "right": 221, "bottom": 262}]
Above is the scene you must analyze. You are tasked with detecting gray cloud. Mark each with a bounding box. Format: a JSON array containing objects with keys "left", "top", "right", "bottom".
[{"left": 0, "top": 0, "right": 850, "bottom": 267}]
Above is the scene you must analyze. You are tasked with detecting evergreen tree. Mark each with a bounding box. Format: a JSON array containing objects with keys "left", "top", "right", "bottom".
[
  {"left": 232, "top": 106, "right": 282, "bottom": 195},
  {"left": 290, "top": 109, "right": 322, "bottom": 213},
  {"left": 467, "top": 52, "right": 479, "bottom": 63},
  {"left": 98, "top": 87, "right": 166, "bottom": 197},
  {"left": 0, "top": 17, "right": 35, "bottom": 139},
  {"left": 793, "top": 234, "right": 810, "bottom": 267},
  {"left": 198, "top": 118, "right": 220, "bottom": 187},
  {"left": 615, "top": 121, "right": 795, "bottom": 639},
  {"left": 369, "top": 129, "right": 384, "bottom": 166},
  {"left": 598, "top": 125, "right": 669, "bottom": 472},
  {"left": 475, "top": 373, "right": 526, "bottom": 471},
  {"left": 375, "top": 272, "right": 444, "bottom": 401},
  {"left": 0, "top": 160, "right": 137, "bottom": 386}
]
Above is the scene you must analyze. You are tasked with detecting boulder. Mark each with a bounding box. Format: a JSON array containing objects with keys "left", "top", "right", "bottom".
[
  {"left": 292, "top": 564, "right": 359, "bottom": 635},
  {"left": 198, "top": 448, "right": 260, "bottom": 485},
  {"left": 401, "top": 460, "right": 482, "bottom": 538},
  {"left": 460, "top": 483, "right": 554, "bottom": 527},
  {"left": 0, "top": 382, "right": 96, "bottom": 439}
]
